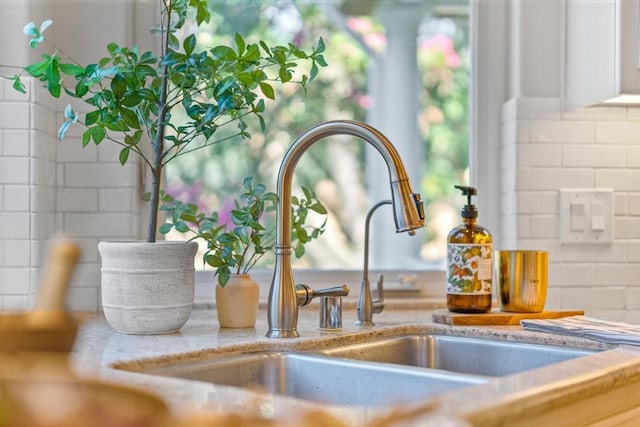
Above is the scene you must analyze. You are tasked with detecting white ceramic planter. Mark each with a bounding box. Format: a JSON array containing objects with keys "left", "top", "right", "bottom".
[
  {"left": 215, "top": 274, "right": 260, "bottom": 328},
  {"left": 98, "top": 241, "right": 198, "bottom": 334}
]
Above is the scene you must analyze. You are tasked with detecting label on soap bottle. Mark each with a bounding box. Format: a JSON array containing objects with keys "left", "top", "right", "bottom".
[{"left": 447, "top": 243, "right": 492, "bottom": 295}]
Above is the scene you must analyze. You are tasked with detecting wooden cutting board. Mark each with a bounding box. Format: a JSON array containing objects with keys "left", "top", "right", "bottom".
[{"left": 432, "top": 309, "right": 584, "bottom": 326}]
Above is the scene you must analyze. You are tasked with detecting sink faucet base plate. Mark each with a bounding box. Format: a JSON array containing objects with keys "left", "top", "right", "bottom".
[{"left": 266, "top": 329, "right": 300, "bottom": 339}]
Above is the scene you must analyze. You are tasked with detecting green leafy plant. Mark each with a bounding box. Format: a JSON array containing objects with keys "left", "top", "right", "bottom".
[
  {"left": 1, "top": 0, "right": 326, "bottom": 243},
  {"left": 160, "top": 177, "right": 328, "bottom": 286}
]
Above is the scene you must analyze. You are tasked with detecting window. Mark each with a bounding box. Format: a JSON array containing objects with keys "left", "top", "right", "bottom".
[{"left": 164, "top": 1, "right": 470, "bottom": 272}]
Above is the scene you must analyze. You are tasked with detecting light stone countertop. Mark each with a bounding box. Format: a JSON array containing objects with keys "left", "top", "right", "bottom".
[{"left": 68, "top": 300, "right": 640, "bottom": 426}]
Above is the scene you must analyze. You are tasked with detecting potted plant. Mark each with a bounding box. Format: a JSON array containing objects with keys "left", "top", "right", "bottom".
[
  {"left": 2, "top": 1, "right": 326, "bottom": 333},
  {"left": 161, "top": 176, "right": 327, "bottom": 328}
]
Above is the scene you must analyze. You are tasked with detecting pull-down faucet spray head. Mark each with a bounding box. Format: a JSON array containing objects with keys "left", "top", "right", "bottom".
[{"left": 390, "top": 180, "right": 424, "bottom": 235}]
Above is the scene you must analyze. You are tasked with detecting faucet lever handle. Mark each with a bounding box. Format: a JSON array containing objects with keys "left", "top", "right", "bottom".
[
  {"left": 296, "top": 284, "right": 349, "bottom": 306},
  {"left": 313, "top": 284, "right": 350, "bottom": 298}
]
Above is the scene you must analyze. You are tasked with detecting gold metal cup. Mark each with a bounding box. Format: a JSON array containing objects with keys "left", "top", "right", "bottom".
[{"left": 495, "top": 250, "right": 548, "bottom": 313}]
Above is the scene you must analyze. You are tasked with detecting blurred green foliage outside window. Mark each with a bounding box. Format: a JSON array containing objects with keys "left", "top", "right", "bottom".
[{"left": 164, "top": 2, "right": 469, "bottom": 270}]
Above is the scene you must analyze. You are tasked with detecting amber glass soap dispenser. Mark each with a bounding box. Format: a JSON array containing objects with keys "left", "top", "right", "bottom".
[{"left": 447, "top": 185, "right": 492, "bottom": 313}]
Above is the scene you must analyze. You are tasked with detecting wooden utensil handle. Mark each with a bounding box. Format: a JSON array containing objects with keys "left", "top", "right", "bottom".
[{"left": 33, "top": 239, "right": 81, "bottom": 313}]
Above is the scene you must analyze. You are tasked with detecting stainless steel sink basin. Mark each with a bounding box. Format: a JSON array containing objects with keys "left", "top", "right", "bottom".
[
  {"left": 320, "top": 334, "right": 597, "bottom": 377},
  {"left": 142, "top": 351, "right": 487, "bottom": 407},
  {"left": 135, "top": 334, "right": 598, "bottom": 407}
]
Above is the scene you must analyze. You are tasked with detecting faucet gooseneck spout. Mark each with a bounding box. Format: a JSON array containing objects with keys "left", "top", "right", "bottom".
[{"left": 266, "top": 120, "right": 425, "bottom": 338}]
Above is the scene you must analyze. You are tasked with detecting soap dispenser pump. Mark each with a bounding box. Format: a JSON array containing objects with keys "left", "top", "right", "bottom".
[{"left": 446, "top": 185, "right": 492, "bottom": 313}]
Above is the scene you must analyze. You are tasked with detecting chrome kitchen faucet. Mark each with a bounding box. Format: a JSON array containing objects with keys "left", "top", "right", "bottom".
[{"left": 267, "top": 120, "right": 425, "bottom": 338}]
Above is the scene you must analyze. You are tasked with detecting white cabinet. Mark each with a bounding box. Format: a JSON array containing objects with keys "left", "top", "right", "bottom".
[{"left": 565, "top": 0, "right": 640, "bottom": 110}]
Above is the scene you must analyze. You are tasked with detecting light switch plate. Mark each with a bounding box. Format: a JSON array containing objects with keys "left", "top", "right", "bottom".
[{"left": 559, "top": 189, "right": 613, "bottom": 244}]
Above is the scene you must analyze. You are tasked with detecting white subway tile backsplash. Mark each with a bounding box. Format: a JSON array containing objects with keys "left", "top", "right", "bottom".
[
  {"left": 0, "top": 213, "right": 29, "bottom": 239},
  {"left": 4, "top": 185, "right": 29, "bottom": 211},
  {"left": 64, "top": 163, "right": 136, "bottom": 188},
  {"left": 627, "top": 145, "right": 640, "bottom": 168},
  {"left": 516, "top": 191, "right": 557, "bottom": 214},
  {"left": 544, "top": 287, "right": 562, "bottom": 310},
  {"left": 0, "top": 103, "right": 29, "bottom": 129},
  {"left": 627, "top": 287, "right": 640, "bottom": 309},
  {"left": 516, "top": 215, "right": 530, "bottom": 238},
  {"left": 29, "top": 103, "right": 55, "bottom": 135},
  {"left": 518, "top": 143, "right": 561, "bottom": 167},
  {"left": 68, "top": 263, "right": 100, "bottom": 289},
  {"left": 30, "top": 240, "right": 40, "bottom": 268},
  {"left": 57, "top": 137, "right": 98, "bottom": 162},
  {"left": 2, "top": 295, "right": 30, "bottom": 310},
  {"left": 548, "top": 263, "right": 595, "bottom": 286},
  {"left": 56, "top": 188, "right": 98, "bottom": 212},
  {"left": 562, "top": 144, "right": 626, "bottom": 168},
  {"left": 3, "top": 240, "right": 29, "bottom": 267},
  {"left": 614, "top": 217, "right": 640, "bottom": 239},
  {"left": 586, "top": 309, "right": 628, "bottom": 322},
  {"left": 528, "top": 168, "right": 593, "bottom": 190},
  {"left": 562, "top": 287, "right": 625, "bottom": 309},
  {"left": 30, "top": 131, "right": 56, "bottom": 160},
  {"left": 55, "top": 213, "right": 63, "bottom": 234},
  {"left": 65, "top": 287, "right": 99, "bottom": 311},
  {"left": 595, "top": 169, "right": 640, "bottom": 190},
  {"left": 529, "top": 215, "right": 558, "bottom": 238},
  {"left": 99, "top": 188, "right": 134, "bottom": 212},
  {"left": 530, "top": 120, "right": 594, "bottom": 143},
  {"left": 595, "top": 264, "right": 640, "bottom": 286},
  {"left": 628, "top": 241, "right": 640, "bottom": 262},
  {"left": 563, "top": 106, "right": 627, "bottom": 121},
  {"left": 3, "top": 130, "right": 29, "bottom": 156},
  {"left": 97, "top": 140, "right": 128, "bottom": 162},
  {"left": 614, "top": 193, "right": 627, "bottom": 216},
  {"left": 561, "top": 241, "right": 628, "bottom": 263},
  {"left": 63, "top": 213, "right": 132, "bottom": 238},
  {"left": 56, "top": 164, "right": 64, "bottom": 187},
  {"left": 596, "top": 121, "right": 640, "bottom": 144},
  {"left": 0, "top": 158, "right": 29, "bottom": 184},
  {"left": 31, "top": 187, "right": 56, "bottom": 213},
  {"left": 0, "top": 268, "right": 30, "bottom": 294},
  {"left": 2, "top": 79, "right": 29, "bottom": 102},
  {"left": 30, "top": 158, "right": 55, "bottom": 186},
  {"left": 624, "top": 311, "right": 640, "bottom": 324},
  {"left": 30, "top": 213, "right": 55, "bottom": 240}
]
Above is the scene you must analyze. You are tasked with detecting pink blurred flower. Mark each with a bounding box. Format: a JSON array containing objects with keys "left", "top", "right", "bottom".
[
  {"left": 357, "top": 94, "right": 373, "bottom": 109},
  {"left": 166, "top": 181, "right": 208, "bottom": 210},
  {"left": 364, "top": 33, "right": 386, "bottom": 52},
  {"left": 347, "top": 17, "right": 386, "bottom": 52},
  {"left": 420, "top": 34, "right": 460, "bottom": 68},
  {"left": 217, "top": 197, "right": 236, "bottom": 230},
  {"left": 347, "top": 17, "right": 373, "bottom": 33}
]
